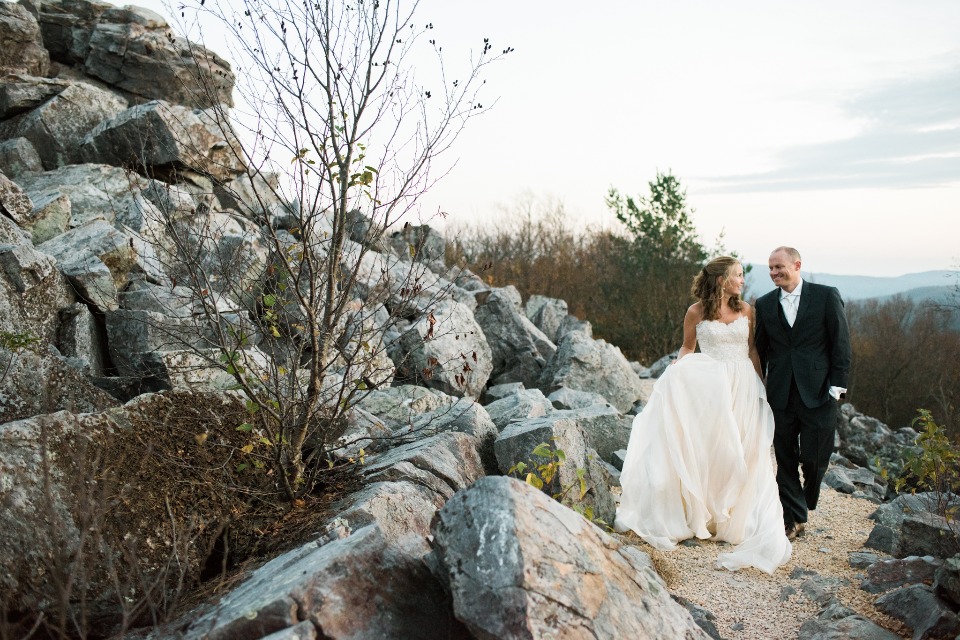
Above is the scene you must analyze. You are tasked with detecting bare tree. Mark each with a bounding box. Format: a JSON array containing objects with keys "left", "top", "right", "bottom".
[{"left": 109, "top": 0, "right": 512, "bottom": 500}]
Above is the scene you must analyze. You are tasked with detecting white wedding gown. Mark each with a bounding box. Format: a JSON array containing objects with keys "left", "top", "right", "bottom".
[{"left": 615, "top": 316, "right": 791, "bottom": 574}]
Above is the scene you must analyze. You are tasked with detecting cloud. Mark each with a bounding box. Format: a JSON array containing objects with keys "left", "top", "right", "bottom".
[{"left": 699, "top": 59, "right": 960, "bottom": 192}]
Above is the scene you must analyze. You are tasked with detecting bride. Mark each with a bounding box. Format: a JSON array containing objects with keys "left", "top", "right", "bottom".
[{"left": 614, "top": 256, "right": 791, "bottom": 574}]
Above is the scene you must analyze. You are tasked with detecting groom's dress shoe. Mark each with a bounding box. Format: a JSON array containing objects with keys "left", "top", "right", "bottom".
[{"left": 785, "top": 523, "right": 805, "bottom": 540}]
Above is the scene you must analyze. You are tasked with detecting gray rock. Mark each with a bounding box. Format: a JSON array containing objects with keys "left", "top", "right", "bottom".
[
  {"left": 554, "top": 403, "right": 630, "bottom": 465},
  {"left": 37, "top": 218, "right": 138, "bottom": 292},
  {"left": 404, "top": 398, "right": 499, "bottom": 473},
  {"left": 673, "top": 595, "right": 723, "bottom": 640},
  {"left": 329, "top": 406, "right": 392, "bottom": 459},
  {"left": 104, "top": 308, "right": 208, "bottom": 382},
  {"left": 483, "top": 387, "right": 554, "bottom": 431},
  {"left": 474, "top": 285, "right": 557, "bottom": 389},
  {"left": 0, "top": 75, "right": 71, "bottom": 120},
  {"left": 0, "top": 170, "right": 33, "bottom": 227},
  {"left": 862, "top": 556, "right": 942, "bottom": 594},
  {"left": 260, "top": 621, "right": 317, "bottom": 640},
  {"left": 538, "top": 329, "right": 644, "bottom": 413},
  {"left": 393, "top": 298, "right": 492, "bottom": 398},
  {"left": 800, "top": 576, "right": 850, "bottom": 606},
  {"left": 0, "top": 137, "right": 43, "bottom": 178},
  {"left": 60, "top": 253, "right": 117, "bottom": 312},
  {"left": 0, "top": 230, "right": 76, "bottom": 346},
  {"left": 934, "top": 555, "right": 960, "bottom": 607},
  {"left": 0, "top": 3, "right": 49, "bottom": 76},
  {"left": 823, "top": 465, "right": 887, "bottom": 502},
  {"left": 364, "top": 431, "right": 486, "bottom": 504},
  {"left": 483, "top": 381, "right": 525, "bottom": 404},
  {"left": 0, "top": 345, "right": 116, "bottom": 424},
  {"left": 428, "top": 476, "right": 710, "bottom": 640},
  {"left": 0, "top": 82, "right": 128, "bottom": 170},
  {"left": 178, "top": 525, "right": 462, "bottom": 640},
  {"left": 494, "top": 413, "right": 614, "bottom": 524},
  {"left": 355, "top": 385, "right": 455, "bottom": 429},
  {"left": 648, "top": 352, "right": 677, "bottom": 378},
  {"left": 875, "top": 583, "right": 960, "bottom": 640},
  {"left": 612, "top": 448, "right": 627, "bottom": 471},
  {"left": 900, "top": 510, "right": 960, "bottom": 560},
  {"left": 547, "top": 386, "right": 613, "bottom": 411},
  {"left": 56, "top": 302, "right": 108, "bottom": 376},
  {"left": 15, "top": 164, "right": 151, "bottom": 227},
  {"left": 80, "top": 100, "right": 245, "bottom": 181},
  {"left": 837, "top": 404, "right": 920, "bottom": 478},
  {"left": 798, "top": 603, "right": 902, "bottom": 640},
  {"left": 23, "top": 188, "right": 71, "bottom": 245},
  {"left": 849, "top": 551, "right": 882, "bottom": 569},
  {"left": 524, "top": 294, "right": 568, "bottom": 343},
  {"left": 556, "top": 313, "right": 592, "bottom": 339},
  {"left": 82, "top": 16, "right": 234, "bottom": 109},
  {"left": 0, "top": 239, "right": 56, "bottom": 293},
  {"left": 389, "top": 223, "right": 445, "bottom": 262},
  {"left": 866, "top": 492, "right": 949, "bottom": 556},
  {"left": 34, "top": 0, "right": 117, "bottom": 64}
]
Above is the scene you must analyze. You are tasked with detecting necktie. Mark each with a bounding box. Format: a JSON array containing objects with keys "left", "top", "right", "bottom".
[{"left": 782, "top": 293, "right": 799, "bottom": 327}]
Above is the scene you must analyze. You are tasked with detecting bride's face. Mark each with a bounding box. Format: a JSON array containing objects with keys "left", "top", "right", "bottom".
[{"left": 722, "top": 264, "right": 745, "bottom": 296}]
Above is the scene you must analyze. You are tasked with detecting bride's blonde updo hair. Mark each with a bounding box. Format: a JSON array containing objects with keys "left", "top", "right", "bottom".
[{"left": 692, "top": 256, "right": 743, "bottom": 321}]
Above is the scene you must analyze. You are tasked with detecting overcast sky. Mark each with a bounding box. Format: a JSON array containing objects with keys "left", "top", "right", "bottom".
[{"left": 151, "top": 0, "right": 960, "bottom": 277}]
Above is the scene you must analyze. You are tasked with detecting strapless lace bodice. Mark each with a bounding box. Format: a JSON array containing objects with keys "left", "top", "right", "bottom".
[{"left": 697, "top": 316, "right": 750, "bottom": 362}]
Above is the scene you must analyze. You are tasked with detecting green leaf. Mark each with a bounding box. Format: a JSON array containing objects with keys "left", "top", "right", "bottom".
[
  {"left": 531, "top": 443, "right": 552, "bottom": 458},
  {"left": 236, "top": 422, "right": 254, "bottom": 432},
  {"left": 263, "top": 294, "right": 277, "bottom": 308},
  {"left": 235, "top": 463, "right": 248, "bottom": 472},
  {"left": 526, "top": 473, "right": 543, "bottom": 489}
]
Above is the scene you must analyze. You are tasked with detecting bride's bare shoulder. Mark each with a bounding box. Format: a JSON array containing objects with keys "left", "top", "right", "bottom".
[{"left": 685, "top": 302, "right": 705, "bottom": 323}]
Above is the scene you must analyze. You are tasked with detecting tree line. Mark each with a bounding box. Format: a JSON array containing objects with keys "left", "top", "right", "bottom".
[{"left": 447, "top": 176, "right": 959, "bottom": 437}]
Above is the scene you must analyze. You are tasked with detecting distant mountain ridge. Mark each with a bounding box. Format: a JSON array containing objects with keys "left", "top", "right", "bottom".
[{"left": 745, "top": 267, "right": 957, "bottom": 302}]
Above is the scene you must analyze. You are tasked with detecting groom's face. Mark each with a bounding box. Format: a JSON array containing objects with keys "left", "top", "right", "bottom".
[{"left": 768, "top": 250, "right": 801, "bottom": 291}]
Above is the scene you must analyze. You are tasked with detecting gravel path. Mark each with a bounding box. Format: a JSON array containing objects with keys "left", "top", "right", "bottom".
[{"left": 616, "top": 486, "right": 910, "bottom": 639}]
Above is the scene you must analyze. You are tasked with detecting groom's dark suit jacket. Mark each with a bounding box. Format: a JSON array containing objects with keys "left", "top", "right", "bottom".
[{"left": 755, "top": 282, "right": 851, "bottom": 410}]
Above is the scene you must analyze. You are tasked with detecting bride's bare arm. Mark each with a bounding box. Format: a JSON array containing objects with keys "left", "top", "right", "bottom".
[
  {"left": 745, "top": 303, "right": 763, "bottom": 378},
  {"left": 676, "top": 303, "right": 703, "bottom": 361}
]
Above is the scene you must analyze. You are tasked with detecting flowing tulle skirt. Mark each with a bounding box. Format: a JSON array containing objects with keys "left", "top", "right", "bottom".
[{"left": 614, "top": 354, "right": 791, "bottom": 574}]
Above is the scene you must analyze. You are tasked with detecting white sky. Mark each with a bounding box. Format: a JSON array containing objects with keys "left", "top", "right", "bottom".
[{"left": 144, "top": 0, "right": 960, "bottom": 276}]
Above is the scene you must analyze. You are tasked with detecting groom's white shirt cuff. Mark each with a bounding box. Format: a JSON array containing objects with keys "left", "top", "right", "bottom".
[{"left": 829, "top": 386, "right": 846, "bottom": 400}]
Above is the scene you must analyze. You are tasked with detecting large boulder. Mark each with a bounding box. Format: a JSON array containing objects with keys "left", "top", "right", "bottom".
[
  {"left": 798, "top": 602, "right": 901, "bottom": 640},
  {"left": 474, "top": 285, "right": 556, "bottom": 389},
  {"left": 0, "top": 75, "right": 71, "bottom": 121},
  {"left": 401, "top": 398, "right": 499, "bottom": 473},
  {"left": 875, "top": 584, "right": 960, "bottom": 640},
  {"left": 494, "top": 413, "right": 616, "bottom": 524},
  {"left": 538, "top": 329, "right": 644, "bottom": 413},
  {"left": 37, "top": 218, "right": 140, "bottom": 305},
  {"left": 0, "top": 82, "right": 128, "bottom": 169},
  {"left": 0, "top": 137, "right": 44, "bottom": 178},
  {"left": 393, "top": 297, "right": 492, "bottom": 398},
  {"left": 0, "top": 226, "right": 77, "bottom": 345},
  {"left": 0, "top": 170, "right": 33, "bottom": 227},
  {"left": 35, "top": 1, "right": 234, "bottom": 109},
  {"left": 524, "top": 294, "right": 569, "bottom": 343},
  {"left": 80, "top": 100, "right": 246, "bottom": 181},
  {"left": 428, "top": 476, "right": 710, "bottom": 639},
  {"left": 484, "top": 387, "right": 554, "bottom": 431},
  {"left": 0, "top": 3, "right": 49, "bottom": 76},
  {"left": 173, "top": 525, "right": 466, "bottom": 640},
  {"left": 0, "top": 344, "right": 116, "bottom": 424},
  {"left": 14, "top": 164, "right": 151, "bottom": 227}
]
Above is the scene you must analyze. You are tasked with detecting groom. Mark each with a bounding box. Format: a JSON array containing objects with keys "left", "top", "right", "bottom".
[{"left": 755, "top": 246, "right": 851, "bottom": 540}]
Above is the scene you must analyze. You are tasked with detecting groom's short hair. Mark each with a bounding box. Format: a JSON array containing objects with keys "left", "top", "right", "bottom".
[{"left": 772, "top": 246, "right": 801, "bottom": 261}]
